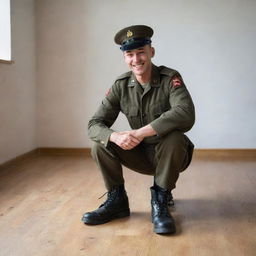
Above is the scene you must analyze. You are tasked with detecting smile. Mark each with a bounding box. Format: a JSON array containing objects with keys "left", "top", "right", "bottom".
[{"left": 132, "top": 63, "right": 144, "bottom": 68}]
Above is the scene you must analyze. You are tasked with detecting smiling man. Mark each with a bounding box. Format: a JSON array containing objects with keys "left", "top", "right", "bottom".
[{"left": 82, "top": 25, "right": 195, "bottom": 234}]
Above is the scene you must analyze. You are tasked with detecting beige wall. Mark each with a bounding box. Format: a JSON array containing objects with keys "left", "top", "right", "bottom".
[
  {"left": 36, "top": 0, "right": 90, "bottom": 148},
  {"left": 0, "top": 0, "right": 36, "bottom": 164},
  {"left": 36, "top": 0, "right": 256, "bottom": 149}
]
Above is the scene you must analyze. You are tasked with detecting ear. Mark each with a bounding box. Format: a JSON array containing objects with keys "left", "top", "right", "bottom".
[{"left": 151, "top": 47, "right": 155, "bottom": 58}]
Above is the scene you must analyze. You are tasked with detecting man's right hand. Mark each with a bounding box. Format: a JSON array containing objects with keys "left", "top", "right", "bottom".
[{"left": 109, "top": 131, "right": 142, "bottom": 150}]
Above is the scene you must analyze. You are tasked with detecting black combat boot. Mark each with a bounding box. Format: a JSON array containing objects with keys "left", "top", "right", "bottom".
[
  {"left": 150, "top": 186, "right": 176, "bottom": 234},
  {"left": 153, "top": 181, "right": 174, "bottom": 206},
  {"left": 82, "top": 185, "right": 130, "bottom": 225},
  {"left": 167, "top": 191, "right": 174, "bottom": 207}
]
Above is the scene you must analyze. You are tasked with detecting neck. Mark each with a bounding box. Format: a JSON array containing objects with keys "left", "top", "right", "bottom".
[{"left": 135, "top": 64, "right": 152, "bottom": 85}]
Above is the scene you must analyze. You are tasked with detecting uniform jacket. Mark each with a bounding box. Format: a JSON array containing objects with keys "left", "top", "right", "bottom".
[{"left": 88, "top": 64, "right": 195, "bottom": 146}]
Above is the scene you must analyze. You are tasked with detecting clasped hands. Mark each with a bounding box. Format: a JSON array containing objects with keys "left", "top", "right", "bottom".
[
  {"left": 109, "top": 125, "right": 157, "bottom": 150},
  {"left": 110, "top": 130, "right": 143, "bottom": 150}
]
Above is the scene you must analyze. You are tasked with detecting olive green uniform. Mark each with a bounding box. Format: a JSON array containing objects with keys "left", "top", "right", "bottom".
[{"left": 88, "top": 64, "right": 195, "bottom": 191}]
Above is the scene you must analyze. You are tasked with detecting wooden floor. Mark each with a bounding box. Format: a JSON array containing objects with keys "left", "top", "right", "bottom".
[{"left": 0, "top": 154, "right": 255, "bottom": 256}]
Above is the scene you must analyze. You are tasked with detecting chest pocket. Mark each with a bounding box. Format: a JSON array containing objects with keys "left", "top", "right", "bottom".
[
  {"left": 122, "top": 105, "right": 140, "bottom": 129},
  {"left": 121, "top": 105, "right": 138, "bottom": 116},
  {"left": 127, "top": 106, "right": 138, "bottom": 117}
]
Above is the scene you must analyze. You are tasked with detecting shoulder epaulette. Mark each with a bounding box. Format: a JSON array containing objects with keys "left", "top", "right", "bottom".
[
  {"left": 159, "top": 66, "right": 179, "bottom": 77},
  {"left": 115, "top": 71, "right": 132, "bottom": 81}
]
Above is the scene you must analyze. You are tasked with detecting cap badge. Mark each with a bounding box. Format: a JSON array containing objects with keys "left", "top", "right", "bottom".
[{"left": 127, "top": 30, "right": 133, "bottom": 38}]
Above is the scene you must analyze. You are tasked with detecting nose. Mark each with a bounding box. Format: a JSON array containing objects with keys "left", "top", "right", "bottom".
[{"left": 133, "top": 53, "right": 140, "bottom": 63}]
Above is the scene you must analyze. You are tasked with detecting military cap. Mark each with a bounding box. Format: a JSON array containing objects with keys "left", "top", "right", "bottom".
[{"left": 114, "top": 25, "right": 154, "bottom": 51}]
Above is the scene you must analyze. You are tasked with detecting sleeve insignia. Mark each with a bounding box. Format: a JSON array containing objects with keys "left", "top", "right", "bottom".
[
  {"left": 171, "top": 75, "right": 183, "bottom": 88},
  {"left": 105, "top": 88, "right": 111, "bottom": 97}
]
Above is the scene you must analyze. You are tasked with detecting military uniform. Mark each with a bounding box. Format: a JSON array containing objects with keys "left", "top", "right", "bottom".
[
  {"left": 88, "top": 64, "right": 195, "bottom": 190},
  {"left": 82, "top": 25, "right": 195, "bottom": 234}
]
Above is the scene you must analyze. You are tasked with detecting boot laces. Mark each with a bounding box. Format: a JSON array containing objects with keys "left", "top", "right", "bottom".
[
  {"left": 167, "top": 191, "right": 174, "bottom": 206},
  {"left": 155, "top": 200, "right": 170, "bottom": 217},
  {"left": 99, "top": 188, "right": 118, "bottom": 208},
  {"left": 155, "top": 192, "right": 170, "bottom": 217}
]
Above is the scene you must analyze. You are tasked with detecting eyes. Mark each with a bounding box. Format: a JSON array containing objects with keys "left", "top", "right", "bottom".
[{"left": 125, "top": 50, "right": 146, "bottom": 58}]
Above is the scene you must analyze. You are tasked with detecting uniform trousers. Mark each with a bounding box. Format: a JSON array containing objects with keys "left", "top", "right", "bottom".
[{"left": 91, "top": 131, "right": 194, "bottom": 191}]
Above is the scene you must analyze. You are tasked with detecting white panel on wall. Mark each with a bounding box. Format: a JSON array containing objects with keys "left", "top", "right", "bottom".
[
  {"left": 0, "top": 0, "right": 11, "bottom": 61},
  {"left": 0, "top": 0, "right": 36, "bottom": 164}
]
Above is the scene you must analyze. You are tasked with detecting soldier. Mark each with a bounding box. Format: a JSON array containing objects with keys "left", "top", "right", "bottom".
[{"left": 82, "top": 25, "right": 195, "bottom": 234}]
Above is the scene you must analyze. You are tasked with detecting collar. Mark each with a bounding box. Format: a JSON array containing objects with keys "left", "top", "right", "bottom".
[
  {"left": 128, "top": 64, "right": 160, "bottom": 88},
  {"left": 150, "top": 64, "right": 160, "bottom": 87}
]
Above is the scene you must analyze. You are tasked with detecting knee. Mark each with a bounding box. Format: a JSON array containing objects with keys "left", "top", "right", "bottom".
[
  {"left": 91, "top": 141, "right": 105, "bottom": 160},
  {"left": 159, "top": 131, "right": 186, "bottom": 150},
  {"left": 91, "top": 141, "right": 117, "bottom": 161}
]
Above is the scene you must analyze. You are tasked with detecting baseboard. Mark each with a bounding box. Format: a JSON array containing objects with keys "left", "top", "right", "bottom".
[
  {"left": 1, "top": 148, "right": 255, "bottom": 171},
  {"left": 193, "top": 149, "right": 256, "bottom": 159},
  {"left": 0, "top": 149, "right": 39, "bottom": 170},
  {"left": 38, "top": 147, "right": 91, "bottom": 156}
]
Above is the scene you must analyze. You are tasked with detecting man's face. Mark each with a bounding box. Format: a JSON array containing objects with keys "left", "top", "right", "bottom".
[{"left": 123, "top": 45, "right": 155, "bottom": 77}]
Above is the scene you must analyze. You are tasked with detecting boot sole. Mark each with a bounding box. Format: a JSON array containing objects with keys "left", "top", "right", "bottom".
[
  {"left": 82, "top": 209, "right": 130, "bottom": 225},
  {"left": 154, "top": 226, "right": 176, "bottom": 234}
]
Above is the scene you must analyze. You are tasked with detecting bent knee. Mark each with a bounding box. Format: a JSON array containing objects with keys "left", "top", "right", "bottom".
[
  {"left": 91, "top": 141, "right": 118, "bottom": 160},
  {"left": 91, "top": 141, "right": 105, "bottom": 158},
  {"left": 160, "top": 131, "right": 186, "bottom": 148}
]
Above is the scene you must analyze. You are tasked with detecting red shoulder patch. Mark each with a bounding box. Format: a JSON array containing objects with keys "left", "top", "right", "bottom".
[
  {"left": 171, "top": 75, "right": 183, "bottom": 88},
  {"left": 105, "top": 88, "right": 111, "bottom": 96}
]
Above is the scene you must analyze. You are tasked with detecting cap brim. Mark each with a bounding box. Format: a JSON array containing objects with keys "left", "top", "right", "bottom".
[{"left": 120, "top": 38, "right": 151, "bottom": 51}]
